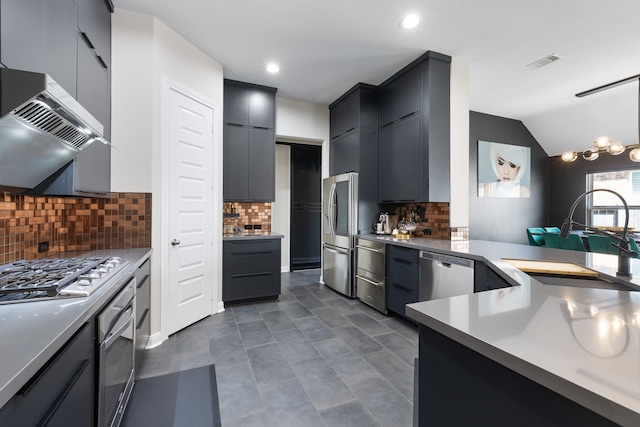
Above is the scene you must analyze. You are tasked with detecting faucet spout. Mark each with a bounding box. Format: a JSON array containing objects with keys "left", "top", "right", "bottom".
[{"left": 560, "top": 189, "right": 633, "bottom": 278}]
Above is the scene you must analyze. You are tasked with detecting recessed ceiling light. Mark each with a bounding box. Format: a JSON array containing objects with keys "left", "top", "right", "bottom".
[
  {"left": 266, "top": 63, "right": 280, "bottom": 73},
  {"left": 400, "top": 14, "right": 420, "bottom": 29}
]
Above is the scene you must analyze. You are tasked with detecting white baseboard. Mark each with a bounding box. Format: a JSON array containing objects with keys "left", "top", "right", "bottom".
[
  {"left": 146, "top": 332, "right": 164, "bottom": 349},
  {"left": 216, "top": 301, "right": 225, "bottom": 313},
  {"left": 281, "top": 265, "right": 290, "bottom": 273}
]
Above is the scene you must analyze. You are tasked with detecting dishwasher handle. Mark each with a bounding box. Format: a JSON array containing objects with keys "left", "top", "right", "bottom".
[{"left": 419, "top": 251, "right": 474, "bottom": 269}]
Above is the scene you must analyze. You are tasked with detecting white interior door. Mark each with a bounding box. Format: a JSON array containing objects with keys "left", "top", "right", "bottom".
[{"left": 167, "top": 87, "right": 214, "bottom": 335}]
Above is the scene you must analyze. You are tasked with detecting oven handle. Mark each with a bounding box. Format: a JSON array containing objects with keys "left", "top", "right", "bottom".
[{"left": 103, "top": 306, "right": 134, "bottom": 350}]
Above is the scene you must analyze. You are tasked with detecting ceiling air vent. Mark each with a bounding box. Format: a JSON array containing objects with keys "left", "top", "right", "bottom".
[{"left": 526, "top": 53, "right": 562, "bottom": 69}]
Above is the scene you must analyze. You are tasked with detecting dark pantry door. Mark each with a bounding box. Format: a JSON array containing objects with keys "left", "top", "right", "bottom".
[{"left": 290, "top": 145, "right": 321, "bottom": 270}]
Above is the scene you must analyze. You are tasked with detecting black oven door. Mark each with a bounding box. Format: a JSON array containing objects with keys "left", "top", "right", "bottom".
[{"left": 98, "top": 280, "right": 136, "bottom": 427}]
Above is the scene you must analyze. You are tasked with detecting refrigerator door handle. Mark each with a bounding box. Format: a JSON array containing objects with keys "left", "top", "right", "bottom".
[
  {"left": 328, "top": 182, "right": 336, "bottom": 237},
  {"left": 324, "top": 245, "right": 348, "bottom": 255}
]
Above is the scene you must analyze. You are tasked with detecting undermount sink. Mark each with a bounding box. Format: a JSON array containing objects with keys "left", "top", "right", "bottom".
[{"left": 503, "top": 259, "right": 637, "bottom": 292}]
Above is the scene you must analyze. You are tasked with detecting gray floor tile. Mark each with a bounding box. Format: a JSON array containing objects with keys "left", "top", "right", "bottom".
[
  {"left": 278, "top": 340, "right": 321, "bottom": 362},
  {"left": 379, "top": 318, "right": 419, "bottom": 344},
  {"left": 287, "top": 286, "right": 311, "bottom": 296},
  {"left": 238, "top": 320, "right": 275, "bottom": 348},
  {"left": 345, "top": 311, "right": 392, "bottom": 336},
  {"left": 307, "top": 284, "right": 342, "bottom": 300},
  {"left": 231, "top": 304, "right": 263, "bottom": 323},
  {"left": 291, "top": 357, "right": 356, "bottom": 411},
  {"left": 246, "top": 343, "right": 296, "bottom": 385},
  {"left": 320, "top": 401, "right": 381, "bottom": 427},
  {"left": 206, "top": 310, "right": 236, "bottom": 326},
  {"left": 295, "top": 293, "right": 328, "bottom": 309},
  {"left": 255, "top": 300, "right": 281, "bottom": 313},
  {"left": 330, "top": 356, "right": 375, "bottom": 382},
  {"left": 311, "top": 306, "right": 351, "bottom": 328},
  {"left": 207, "top": 317, "right": 239, "bottom": 339},
  {"left": 356, "top": 302, "right": 391, "bottom": 321},
  {"left": 314, "top": 338, "right": 359, "bottom": 360},
  {"left": 373, "top": 332, "right": 418, "bottom": 366},
  {"left": 278, "top": 300, "right": 314, "bottom": 319},
  {"left": 325, "top": 297, "right": 363, "bottom": 315},
  {"left": 332, "top": 325, "right": 384, "bottom": 355},
  {"left": 261, "top": 310, "right": 297, "bottom": 332},
  {"left": 209, "top": 331, "right": 248, "bottom": 368},
  {"left": 364, "top": 351, "right": 415, "bottom": 400},
  {"left": 294, "top": 316, "right": 336, "bottom": 342},
  {"left": 348, "top": 371, "right": 414, "bottom": 427},
  {"left": 272, "top": 327, "right": 307, "bottom": 343},
  {"left": 260, "top": 378, "right": 325, "bottom": 427},
  {"left": 216, "top": 363, "right": 263, "bottom": 422},
  {"left": 223, "top": 411, "right": 272, "bottom": 427}
]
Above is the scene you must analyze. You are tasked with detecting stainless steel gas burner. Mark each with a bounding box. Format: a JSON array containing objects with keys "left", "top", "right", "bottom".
[{"left": 0, "top": 255, "right": 129, "bottom": 304}]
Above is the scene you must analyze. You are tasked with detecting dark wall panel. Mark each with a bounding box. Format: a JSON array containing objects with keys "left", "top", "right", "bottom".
[
  {"left": 469, "top": 112, "right": 549, "bottom": 244},
  {"left": 549, "top": 153, "right": 640, "bottom": 227}
]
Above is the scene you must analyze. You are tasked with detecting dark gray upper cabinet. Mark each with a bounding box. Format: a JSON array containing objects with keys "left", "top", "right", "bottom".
[
  {"left": 0, "top": 0, "right": 78, "bottom": 97},
  {"left": 223, "top": 79, "right": 277, "bottom": 201},
  {"left": 22, "top": 0, "right": 113, "bottom": 196},
  {"left": 224, "top": 79, "right": 276, "bottom": 128},
  {"left": 378, "top": 66, "right": 420, "bottom": 127},
  {"left": 377, "top": 51, "right": 451, "bottom": 203},
  {"left": 328, "top": 83, "right": 379, "bottom": 233},
  {"left": 77, "top": 0, "right": 112, "bottom": 69}
]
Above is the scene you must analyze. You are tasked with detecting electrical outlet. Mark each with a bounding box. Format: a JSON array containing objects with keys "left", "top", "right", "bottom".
[
  {"left": 244, "top": 224, "right": 253, "bottom": 230},
  {"left": 253, "top": 224, "right": 262, "bottom": 230},
  {"left": 37, "top": 241, "right": 49, "bottom": 253}
]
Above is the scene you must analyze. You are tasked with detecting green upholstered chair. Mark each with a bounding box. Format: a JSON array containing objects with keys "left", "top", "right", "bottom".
[
  {"left": 587, "top": 234, "right": 619, "bottom": 255},
  {"left": 628, "top": 238, "right": 640, "bottom": 258},
  {"left": 544, "top": 227, "right": 561, "bottom": 233},
  {"left": 544, "top": 232, "right": 586, "bottom": 251},
  {"left": 526, "top": 227, "right": 546, "bottom": 246}
]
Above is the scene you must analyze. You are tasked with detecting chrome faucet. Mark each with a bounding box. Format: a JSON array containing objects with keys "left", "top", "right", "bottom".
[{"left": 560, "top": 189, "right": 635, "bottom": 278}]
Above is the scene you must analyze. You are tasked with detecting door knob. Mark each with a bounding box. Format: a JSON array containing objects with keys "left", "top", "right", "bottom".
[{"left": 171, "top": 239, "right": 181, "bottom": 246}]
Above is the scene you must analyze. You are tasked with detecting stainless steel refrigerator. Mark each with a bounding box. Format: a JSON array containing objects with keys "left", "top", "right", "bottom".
[{"left": 322, "top": 172, "right": 358, "bottom": 297}]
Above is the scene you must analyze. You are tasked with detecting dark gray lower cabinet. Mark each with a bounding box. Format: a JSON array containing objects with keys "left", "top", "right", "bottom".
[
  {"left": 135, "top": 258, "right": 151, "bottom": 377},
  {"left": 386, "top": 245, "right": 419, "bottom": 321},
  {"left": 0, "top": 322, "right": 95, "bottom": 426},
  {"left": 223, "top": 238, "right": 281, "bottom": 304}
]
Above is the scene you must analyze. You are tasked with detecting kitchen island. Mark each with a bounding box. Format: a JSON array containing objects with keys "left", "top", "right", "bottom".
[{"left": 358, "top": 237, "right": 640, "bottom": 426}]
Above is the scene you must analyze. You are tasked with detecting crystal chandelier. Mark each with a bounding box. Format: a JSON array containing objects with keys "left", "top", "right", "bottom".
[{"left": 561, "top": 74, "right": 640, "bottom": 162}]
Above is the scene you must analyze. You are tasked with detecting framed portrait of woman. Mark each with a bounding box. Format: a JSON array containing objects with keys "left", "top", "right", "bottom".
[{"left": 478, "top": 141, "right": 531, "bottom": 198}]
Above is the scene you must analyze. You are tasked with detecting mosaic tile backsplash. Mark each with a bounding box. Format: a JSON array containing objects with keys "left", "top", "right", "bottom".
[
  {"left": 0, "top": 192, "right": 151, "bottom": 264},
  {"left": 223, "top": 202, "right": 271, "bottom": 233},
  {"left": 387, "top": 202, "right": 464, "bottom": 240}
]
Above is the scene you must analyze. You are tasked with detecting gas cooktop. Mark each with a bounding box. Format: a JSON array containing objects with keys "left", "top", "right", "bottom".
[{"left": 0, "top": 255, "right": 128, "bottom": 304}]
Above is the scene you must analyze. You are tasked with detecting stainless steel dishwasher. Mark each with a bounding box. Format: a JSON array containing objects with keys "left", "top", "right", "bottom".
[{"left": 419, "top": 251, "right": 474, "bottom": 301}]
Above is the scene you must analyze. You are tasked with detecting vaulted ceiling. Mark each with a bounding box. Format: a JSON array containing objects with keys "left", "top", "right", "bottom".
[{"left": 113, "top": 0, "right": 640, "bottom": 157}]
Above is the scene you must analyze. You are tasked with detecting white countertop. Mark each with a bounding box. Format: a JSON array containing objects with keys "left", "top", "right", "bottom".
[
  {"left": 361, "top": 236, "right": 640, "bottom": 426},
  {"left": 0, "top": 248, "right": 152, "bottom": 409}
]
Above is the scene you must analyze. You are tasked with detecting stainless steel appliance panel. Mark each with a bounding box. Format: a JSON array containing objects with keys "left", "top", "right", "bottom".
[
  {"left": 322, "top": 172, "right": 358, "bottom": 249},
  {"left": 356, "top": 239, "right": 385, "bottom": 277},
  {"left": 322, "top": 244, "right": 354, "bottom": 297},
  {"left": 356, "top": 268, "right": 386, "bottom": 314},
  {"left": 419, "top": 251, "right": 474, "bottom": 301},
  {"left": 98, "top": 277, "right": 136, "bottom": 427}
]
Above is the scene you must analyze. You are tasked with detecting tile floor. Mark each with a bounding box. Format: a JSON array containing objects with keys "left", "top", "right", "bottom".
[{"left": 137, "top": 269, "right": 418, "bottom": 426}]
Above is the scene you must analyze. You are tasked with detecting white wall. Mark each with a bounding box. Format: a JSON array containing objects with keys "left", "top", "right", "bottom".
[
  {"left": 273, "top": 145, "right": 291, "bottom": 271},
  {"left": 450, "top": 57, "right": 470, "bottom": 228},
  {"left": 112, "top": 9, "right": 224, "bottom": 343}
]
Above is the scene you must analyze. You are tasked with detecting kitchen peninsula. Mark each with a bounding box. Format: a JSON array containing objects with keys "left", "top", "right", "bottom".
[{"left": 359, "top": 236, "right": 640, "bottom": 426}]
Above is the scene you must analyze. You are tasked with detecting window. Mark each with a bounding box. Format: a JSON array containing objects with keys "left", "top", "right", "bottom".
[{"left": 587, "top": 170, "right": 640, "bottom": 229}]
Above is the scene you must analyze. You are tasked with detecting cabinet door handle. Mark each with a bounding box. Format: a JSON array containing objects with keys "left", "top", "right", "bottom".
[
  {"left": 96, "top": 55, "right": 108, "bottom": 69},
  {"left": 80, "top": 31, "right": 95, "bottom": 49},
  {"left": 136, "top": 308, "right": 150, "bottom": 330}
]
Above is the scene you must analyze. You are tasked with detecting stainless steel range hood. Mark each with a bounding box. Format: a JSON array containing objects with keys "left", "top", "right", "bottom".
[{"left": 0, "top": 68, "right": 105, "bottom": 189}]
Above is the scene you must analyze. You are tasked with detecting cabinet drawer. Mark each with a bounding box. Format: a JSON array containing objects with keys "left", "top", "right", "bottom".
[
  {"left": 356, "top": 269, "right": 386, "bottom": 314},
  {"left": 224, "top": 239, "right": 280, "bottom": 254},
  {"left": 0, "top": 322, "right": 94, "bottom": 425},
  {"left": 388, "top": 245, "right": 419, "bottom": 265},
  {"left": 386, "top": 279, "right": 418, "bottom": 316},
  {"left": 356, "top": 239, "right": 385, "bottom": 276},
  {"left": 224, "top": 273, "right": 280, "bottom": 302}
]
